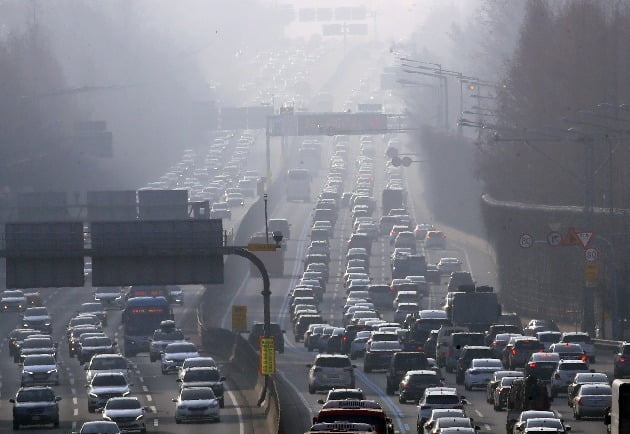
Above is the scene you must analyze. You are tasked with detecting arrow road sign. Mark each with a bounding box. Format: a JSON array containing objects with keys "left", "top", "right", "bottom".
[
  {"left": 546, "top": 231, "right": 562, "bottom": 247},
  {"left": 584, "top": 247, "right": 599, "bottom": 262},
  {"left": 519, "top": 233, "right": 534, "bottom": 249},
  {"left": 576, "top": 231, "right": 594, "bottom": 249}
]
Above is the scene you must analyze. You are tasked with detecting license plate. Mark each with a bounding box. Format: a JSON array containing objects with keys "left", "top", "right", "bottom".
[
  {"left": 32, "top": 416, "right": 41, "bottom": 421},
  {"left": 328, "top": 375, "right": 340, "bottom": 379}
]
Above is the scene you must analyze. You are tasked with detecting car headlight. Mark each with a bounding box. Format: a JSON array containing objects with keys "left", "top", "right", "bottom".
[
  {"left": 209, "top": 401, "right": 219, "bottom": 408},
  {"left": 103, "top": 415, "right": 112, "bottom": 421},
  {"left": 135, "top": 414, "right": 144, "bottom": 420},
  {"left": 89, "top": 392, "right": 98, "bottom": 398},
  {"left": 23, "top": 371, "right": 34, "bottom": 375},
  {"left": 123, "top": 391, "right": 131, "bottom": 396},
  {"left": 47, "top": 369, "right": 57, "bottom": 374}
]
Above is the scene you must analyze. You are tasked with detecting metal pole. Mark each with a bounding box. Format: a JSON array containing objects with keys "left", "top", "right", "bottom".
[
  {"left": 582, "top": 138, "right": 595, "bottom": 335},
  {"left": 265, "top": 118, "right": 271, "bottom": 191},
  {"left": 229, "top": 247, "right": 271, "bottom": 405},
  {"left": 457, "top": 75, "right": 463, "bottom": 137},
  {"left": 264, "top": 194, "right": 269, "bottom": 244},
  {"left": 442, "top": 75, "right": 449, "bottom": 131}
]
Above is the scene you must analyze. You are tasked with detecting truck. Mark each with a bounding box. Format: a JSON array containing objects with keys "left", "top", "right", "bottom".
[
  {"left": 605, "top": 379, "right": 630, "bottom": 434},
  {"left": 447, "top": 285, "right": 501, "bottom": 332},
  {"left": 382, "top": 188, "right": 406, "bottom": 215}
]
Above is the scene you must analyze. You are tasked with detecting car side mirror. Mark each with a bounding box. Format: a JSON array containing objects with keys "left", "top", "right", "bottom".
[
  {"left": 176, "top": 379, "right": 182, "bottom": 382},
  {"left": 172, "top": 398, "right": 177, "bottom": 402},
  {"left": 306, "top": 364, "right": 312, "bottom": 368},
  {"left": 317, "top": 399, "right": 325, "bottom": 404},
  {"left": 55, "top": 396, "right": 62, "bottom": 402},
  {"left": 220, "top": 377, "right": 226, "bottom": 382},
  {"left": 475, "top": 426, "right": 481, "bottom": 431},
  {"left": 9, "top": 398, "right": 15, "bottom": 403}
]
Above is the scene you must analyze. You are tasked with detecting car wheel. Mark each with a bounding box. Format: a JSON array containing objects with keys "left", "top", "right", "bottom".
[
  {"left": 493, "top": 402, "right": 501, "bottom": 411},
  {"left": 88, "top": 406, "right": 95, "bottom": 413},
  {"left": 175, "top": 418, "right": 181, "bottom": 424},
  {"left": 591, "top": 356, "right": 596, "bottom": 363},
  {"left": 219, "top": 398, "right": 225, "bottom": 408},
  {"left": 150, "top": 356, "right": 155, "bottom": 362},
  {"left": 398, "top": 395, "right": 405, "bottom": 404},
  {"left": 54, "top": 419, "right": 59, "bottom": 428},
  {"left": 162, "top": 369, "right": 168, "bottom": 375},
  {"left": 13, "top": 420, "right": 19, "bottom": 430},
  {"left": 364, "top": 365, "right": 371, "bottom": 373},
  {"left": 350, "top": 353, "right": 356, "bottom": 360},
  {"left": 464, "top": 383, "right": 471, "bottom": 391},
  {"left": 574, "top": 408, "right": 581, "bottom": 420},
  {"left": 386, "top": 384, "right": 394, "bottom": 396}
]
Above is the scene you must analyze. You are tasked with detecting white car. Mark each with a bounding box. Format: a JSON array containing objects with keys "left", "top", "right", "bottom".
[
  {"left": 550, "top": 360, "right": 590, "bottom": 396},
  {"left": 307, "top": 354, "right": 355, "bottom": 394},
  {"left": 87, "top": 373, "right": 131, "bottom": 413},
  {"left": 86, "top": 354, "right": 130, "bottom": 383},
  {"left": 1, "top": 290, "right": 27, "bottom": 312},
  {"left": 437, "top": 258, "right": 462, "bottom": 275},
  {"left": 102, "top": 397, "right": 146, "bottom": 433},
  {"left": 422, "top": 409, "right": 467, "bottom": 434},
  {"left": 560, "top": 332, "right": 596, "bottom": 362},
  {"left": 464, "top": 358, "right": 504, "bottom": 390},
  {"left": 20, "top": 354, "right": 60, "bottom": 386},
  {"left": 416, "top": 387, "right": 465, "bottom": 430},
  {"left": 349, "top": 331, "right": 372, "bottom": 359},
  {"left": 161, "top": 342, "right": 200, "bottom": 375},
  {"left": 173, "top": 387, "right": 220, "bottom": 423}
]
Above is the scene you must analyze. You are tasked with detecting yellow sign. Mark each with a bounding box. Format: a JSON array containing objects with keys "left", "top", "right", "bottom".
[
  {"left": 231, "top": 305, "right": 247, "bottom": 331},
  {"left": 259, "top": 337, "right": 276, "bottom": 375},
  {"left": 247, "top": 243, "right": 277, "bottom": 251},
  {"left": 585, "top": 262, "right": 599, "bottom": 283}
]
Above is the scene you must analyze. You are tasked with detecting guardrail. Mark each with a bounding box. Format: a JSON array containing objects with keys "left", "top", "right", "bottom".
[{"left": 594, "top": 338, "right": 622, "bottom": 350}]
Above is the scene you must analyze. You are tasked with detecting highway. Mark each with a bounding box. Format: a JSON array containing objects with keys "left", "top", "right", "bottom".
[{"left": 224, "top": 125, "right": 615, "bottom": 433}]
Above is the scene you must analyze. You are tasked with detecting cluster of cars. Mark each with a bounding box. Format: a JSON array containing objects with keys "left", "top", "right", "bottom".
[{"left": 140, "top": 131, "right": 261, "bottom": 220}]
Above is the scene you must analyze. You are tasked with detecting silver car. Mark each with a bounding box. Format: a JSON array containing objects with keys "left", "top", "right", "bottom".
[
  {"left": 86, "top": 354, "right": 130, "bottom": 383},
  {"left": 160, "top": 342, "right": 199, "bottom": 375},
  {"left": 87, "top": 373, "right": 131, "bottom": 413},
  {"left": 20, "top": 354, "right": 60, "bottom": 386},
  {"left": 173, "top": 387, "right": 220, "bottom": 423},
  {"left": 307, "top": 354, "right": 355, "bottom": 394},
  {"left": 102, "top": 397, "right": 146, "bottom": 433}
]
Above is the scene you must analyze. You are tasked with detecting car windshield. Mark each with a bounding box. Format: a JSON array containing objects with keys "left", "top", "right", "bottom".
[
  {"left": 24, "top": 355, "right": 55, "bottom": 365},
  {"left": 563, "top": 334, "right": 591, "bottom": 343},
  {"left": 153, "top": 330, "right": 185, "bottom": 341},
  {"left": 184, "top": 369, "right": 220, "bottom": 382},
  {"left": 81, "top": 303, "right": 103, "bottom": 313},
  {"left": 91, "top": 357, "right": 126, "bottom": 370},
  {"left": 438, "top": 418, "right": 472, "bottom": 428},
  {"left": 166, "top": 343, "right": 196, "bottom": 353},
  {"left": 23, "top": 338, "right": 52, "bottom": 348},
  {"left": 105, "top": 399, "right": 140, "bottom": 410},
  {"left": 92, "top": 375, "right": 126, "bottom": 387},
  {"left": 3, "top": 291, "right": 24, "bottom": 298},
  {"left": 371, "top": 341, "right": 401, "bottom": 350},
  {"left": 408, "top": 374, "right": 439, "bottom": 384},
  {"left": 25, "top": 307, "right": 48, "bottom": 316},
  {"left": 559, "top": 362, "right": 588, "bottom": 371},
  {"left": 472, "top": 359, "right": 503, "bottom": 368},
  {"left": 315, "top": 357, "right": 351, "bottom": 368},
  {"left": 80, "top": 422, "right": 120, "bottom": 434},
  {"left": 181, "top": 388, "right": 215, "bottom": 400},
  {"left": 426, "top": 395, "right": 460, "bottom": 405},
  {"left": 84, "top": 337, "right": 111, "bottom": 346},
  {"left": 525, "top": 418, "right": 563, "bottom": 429},
  {"left": 581, "top": 385, "right": 612, "bottom": 395},
  {"left": 17, "top": 389, "right": 55, "bottom": 402},
  {"left": 500, "top": 377, "right": 521, "bottom": 386}
]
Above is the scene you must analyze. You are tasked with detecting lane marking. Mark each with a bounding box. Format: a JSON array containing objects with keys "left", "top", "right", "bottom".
[
  {"left": 153, "top": 419, "right": 159, "bottom": 427},
  {"left": 71, "top": 388, "right": 76, "bottom": 395},
  {"left": 149, "top": 405, "right": 157, "bottom": 413},
  {"left": 475, "top": 409, "right": 483, "bottom": 418},
  {"left": 73, "top": 408, "right": 78, "bottom": 416},
  {"left": 146, "top": 394, "right": 152, "bottom": 402},
  {"left": 484, "top": 424, "right": 491, "bottom": 431},
  {"left": 225, "top": 389, "right": 245, "bottom": 434},
  {"left": 72, "top": 397, "right": 78, "bottom": 405},
  {"left": 138, "top": 376, "right": 144, "bottom": 383},
  {"left": 142, "top": 385, "right": 149, "bottom": 392},
  {"left": 72, "top": 421, "right": 77, "bottom": 430}
]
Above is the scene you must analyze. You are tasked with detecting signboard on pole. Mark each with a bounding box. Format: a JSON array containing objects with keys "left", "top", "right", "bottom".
[
  {"left": 546, "top": 231, "right": 562, "bottom": 247},
  {"left": 584, "top": 248, "right": 600, "bottom": 262},
  {"left": 519, "top": 233, "right": 534, "bottom": 249},
  {"left": 259, "top": 337, "right": 276, "bottom": 375},
  {"left": 231, "top": 305, "right": 247, "bottom": 331},
  {"left": 584, "top": 262, "right": 599, "bottom": 283},
  {"left": 5, "top": 222, "right": 84, "bottom": 288},
  {"left": 576, "top": 231, "right": 594, "bottom": 249}
]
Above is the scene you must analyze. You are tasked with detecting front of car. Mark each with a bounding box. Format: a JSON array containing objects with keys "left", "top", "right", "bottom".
[
  {"left": 20, "top": 355, "right": 59, "bottom": 387},
  {"left": 2, "top": 290, "right": 27, "bottom": 312},
  {"left": 22, "top": 308, "right": 52, "bottom": 334},
  {"left": 160, "top": 343, "right": 200, "bottom": 375},
  {"left": 178, "top": 367, "right": 225, "bottom": 407},
  {"left": 102, "top": 397, "right": 146, "bottom": 433},
  {"left": 149, "top": 328, "right": 186, "bottom": 362},
  {"left": 79, "top": 336, "right": 116, "bottom": 364},
  {"left": 174, "top": 387, "right": 220, "bottom": 423},
  {"left": 11, "top": 386, "right": 61, "bottom": 429},
  {"left": 87, "top": 373, "right": 131, "bottom": 413}
]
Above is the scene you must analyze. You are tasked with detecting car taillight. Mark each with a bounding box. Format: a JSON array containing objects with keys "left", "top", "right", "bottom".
[
  {"left": 538, "top": 349, "right": 544, "bottom": 352},
  {"left": 581, "top": 355, "right": 588, "bottom": 361},
  {"left": 528, "top": 362, "right": 537, "bottom": 367},
  {"left": 497, "top": 387, "right": 503, "bottom": 393},
  {"left": 512, "top": 349, "right": 517, "bottom": 355},
  {"left": 492, "top": 342, "right": 498, "bottom": 346},
  {"left": 620, "top": 356, "right": 627, "bottom": 363},
  {"left": 390, "top": 286, "right": 395, "bottom": 291},
  {"left": 342, "top": 336, "right": 348, "bottom": 341},
  {"left": 577, "top": 397, "right": 583, "bottom": 405}
]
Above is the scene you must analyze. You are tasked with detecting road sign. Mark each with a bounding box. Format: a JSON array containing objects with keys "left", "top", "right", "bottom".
[
  {"left": 259, "top": 337, "right": 276, "bottom": 375},
  {"left": 247, "top": 243, "right": 277, "bottom": 251},
  {"left": 584, "top": 248, "right": 600, "bottom": 262},
  {"left": 385, "top": 147, "right": 399, "bottom": 158},
  {"left": 562, "top": 227, "right": 581, "bottom": 246},
  {"left": 585, "top": 262, "right": 599, "bottom": 283},
  {"left": 576, "top": 231, "right": 594, "bottom": 249},
  {"left": 390, "top": 156, "right": 402, "bottom": 167},
  {"left": 231, "top": 305, "right": 247, "bottom": 331},
  {"left": 519, "top": 233, "right": 534, "bottom": 249},
  {"left": 401, "top": 156, "right": 413, "bottom": 167},
  {"left": 5, "top": 222, "right": 84, "bottom": 288},
  {"left": 546, "top": 231, "right": 562, "bottom": 247}
]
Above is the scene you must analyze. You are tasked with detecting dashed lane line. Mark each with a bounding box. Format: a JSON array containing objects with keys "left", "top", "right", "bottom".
[
  {"left": 485, "top": 424, "right": 492, "bottom": 431},
  {"left": 153, "top": 419, "right": 159, "bottom": 427},
  {"left": 72, "top": 397, "right": 78, "bottom": 405},
  {"left": 146, "top": 394, "right": 152, "bottom": 402},
  {"left": 475, "top": 409, "right": 484, "bottom": 418},
  {"left": 142, "top": 385, "right": 149, "bottom": 392},
  {"left": 73, "top": 408, "right": 78, "bottom": 416}
]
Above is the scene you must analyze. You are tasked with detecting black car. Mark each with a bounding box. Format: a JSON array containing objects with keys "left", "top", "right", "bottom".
[
  {"left": 455, "top": 346, "right": 495, "bottom": 384},
  {"left": 249, "top": 322, "right": 285, "bottom": 353},
  {"left": 485, "top": 324, "right": 523, "bottom": 346},
  {"left": 385, "top": 351, "right": 428, "bottom": 395},
  {"left": 10, "top": 386, "right": 61, "bottom": 429},
  {"left": 398, "top": 370, "right": 442, "bottom": 404},
  {"left": 8, "top": 328, "right": 38, "bottom": 359}
]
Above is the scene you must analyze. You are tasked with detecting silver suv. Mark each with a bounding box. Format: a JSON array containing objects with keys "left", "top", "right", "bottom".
[{"left": 307, "top": 354, "right": 356, "bottom": 394}]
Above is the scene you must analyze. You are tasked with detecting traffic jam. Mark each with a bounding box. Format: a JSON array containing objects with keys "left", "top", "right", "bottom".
[{"left": 280, "top": 133, "right": 620, "bottom": 434}]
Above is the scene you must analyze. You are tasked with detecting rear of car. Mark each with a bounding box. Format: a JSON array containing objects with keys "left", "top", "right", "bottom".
[
  {"left": 508, "top": 338, "right": 545, "bottom": 369},
  {"left": 551, "top": 360, "right": 590, "bottom": 396},
  {"left": 524, "top": 352, "right": 560, "bottom": 384},
  {"left": 445, "top": 333, "right": 485, "bottom": 372},
  {"left": 417, "top": 387, "right": 464, "bottom": 429},
  {"left": 308, "top": 355, "right": 355, "bottom": 393},
  {"left": 572, "top": 383, "right": 612, "bottom": 419},
  {"left": 464, "top": 358, "right": 504, "bottom": 390},
  {"left": 614, "top": 342, "right": 630, "bottom": 379},
  {"left": 560, "top": 332, "right": 595, "bottom": 362},
  {"left": 398, "top": 370, "right": 442, "bottom": 403}
]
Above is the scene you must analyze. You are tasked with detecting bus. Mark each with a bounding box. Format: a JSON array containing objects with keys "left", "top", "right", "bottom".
[
  {"left": 606, "top": 379, "right": 630, "bottom": 434},
  {"left": 286, "top": 169, "right": 311, "bottom": 201},
  {"left": 122, "top": 297, "right": 173, "bottom": 357},
  {"left": 125, "top": 286, "right": 172, "bottom": 304},
  {"left": 248, "top": 232, "right": 284, "bottom": 276}
]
